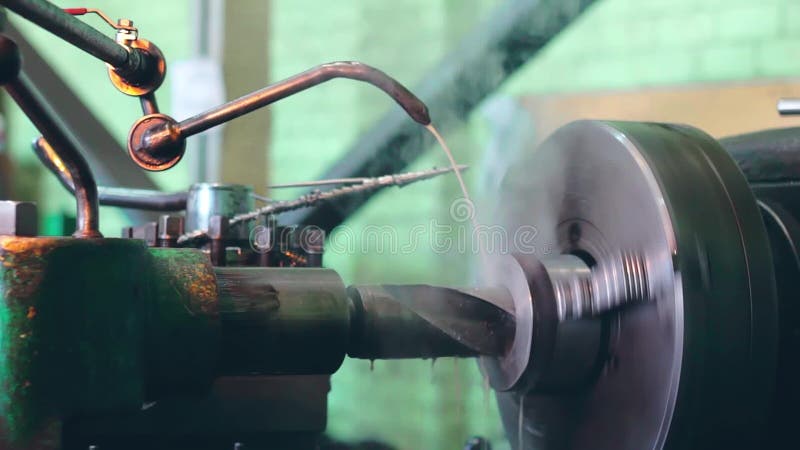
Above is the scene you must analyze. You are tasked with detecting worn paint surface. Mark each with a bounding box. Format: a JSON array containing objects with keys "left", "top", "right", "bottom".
[
  {"left": 0, "top": 237, "right": 149, "bottom": 446},
  {"left": 0, "top": 237, "right": 221, "bottom": 448},
  {"left": 146, "top": 248, "right": 220, "bottom": 396}
]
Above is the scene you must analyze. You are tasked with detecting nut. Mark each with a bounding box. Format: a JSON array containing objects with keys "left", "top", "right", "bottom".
[
  {"left": 0, "top": 201, "right": 38, "bottom": 237},
  {"left": 208, "top": 215, "right": 229, "bottom": 239},
  {"left": 158, "top": 215, "right": 185, "bottom": 239}
]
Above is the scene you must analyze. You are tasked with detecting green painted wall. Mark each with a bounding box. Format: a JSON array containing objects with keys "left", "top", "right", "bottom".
[{"left": 505, "top": 0, "right": 800, "bottom": 94}]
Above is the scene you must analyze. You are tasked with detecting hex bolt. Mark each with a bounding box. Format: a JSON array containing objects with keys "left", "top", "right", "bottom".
[
  {"left": 131, "top": 221, "right": 158, "bottom": 246},
  {"left": 0, "top": 201, "right": 38, "bottom": 236},
  {"left": 209, "top": 215, "right": 229, "bottom": 266},
  {"left": 157, "top": 214, "right": 184, "bottom": 247}
]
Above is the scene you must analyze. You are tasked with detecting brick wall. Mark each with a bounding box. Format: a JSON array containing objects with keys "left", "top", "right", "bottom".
[{"left": 505, "top": 0, "right": 800, "bottom": 94}]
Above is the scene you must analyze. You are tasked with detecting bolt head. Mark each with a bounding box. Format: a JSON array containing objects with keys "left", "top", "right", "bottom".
[
  {"left": 132, "top": 221, "right": 158, "bottom": 246},
  {"left": 0, "top": 201, "right": 37, "bottom": 236},
  {"left": 208, "top": 215, "right": 230, "bottom": 239},
  {"left": 158, "top": 215, "right": 185, "bottom": 238}
]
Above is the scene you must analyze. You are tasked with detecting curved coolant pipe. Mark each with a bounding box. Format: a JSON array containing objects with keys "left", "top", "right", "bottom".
[
  {"left": 0, "top": 33, "right": 99, "bottom": 237},
  {"left": 6, "top": 84, "right": 101, "bottom": 238},
  {"left": 128, "top": 61, "right": 431, "bottom": 171},
  {"left": 33, "top": 137, "right": 188, "bottom": 211},
  {"left": 0, "top": 41, "right": 100, "bottom": 238}
]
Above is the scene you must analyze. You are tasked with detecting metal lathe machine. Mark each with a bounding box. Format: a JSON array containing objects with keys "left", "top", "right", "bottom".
[{"left": 1, "top": 1, "right": 800, "bottom": 449}]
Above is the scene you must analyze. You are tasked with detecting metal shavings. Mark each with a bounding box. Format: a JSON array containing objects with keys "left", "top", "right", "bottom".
[{"left": 175, "top": 165, "right": 467, "bottom": 246}]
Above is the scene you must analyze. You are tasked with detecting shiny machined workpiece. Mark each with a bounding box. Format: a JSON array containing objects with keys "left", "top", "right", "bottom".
[
  {"left": 489, "top": 121, "right": 777, "bottom": 450},
  {"left": 185, "top": 183, "right": 255, "bottom": 240}
]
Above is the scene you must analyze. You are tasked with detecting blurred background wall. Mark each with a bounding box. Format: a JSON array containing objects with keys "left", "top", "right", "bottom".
[{"left": 1, "top": 0, "right": 800, "bottom": 449}]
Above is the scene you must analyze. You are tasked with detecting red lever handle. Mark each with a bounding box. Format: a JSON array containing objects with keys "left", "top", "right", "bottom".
[{"left": 64, "top": 8, "right": 88, "bottom": 15}]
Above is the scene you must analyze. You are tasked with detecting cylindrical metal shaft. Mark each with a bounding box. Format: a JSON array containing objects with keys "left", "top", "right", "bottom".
[
  {"left": 215, "top": 267, "right": 351, "bottom": 375},
  {"left": 213, "top": 267, "right": 516, "bottom": 375}
]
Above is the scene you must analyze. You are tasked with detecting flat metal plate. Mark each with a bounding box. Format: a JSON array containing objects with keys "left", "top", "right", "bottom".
[{"left": 489, "top": 121, "right": 777, "bottom": 449}]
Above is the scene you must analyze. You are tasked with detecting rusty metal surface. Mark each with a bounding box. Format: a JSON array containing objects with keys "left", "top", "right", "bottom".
[
  {"left": 146, "top": 248, "right": 219, "bottom": 397},
  {"left": 0, "top": 238, "right": 222, "bottom": 449},
  {"left": 0, "top": 237, "right": 149, "bottom": 448}
]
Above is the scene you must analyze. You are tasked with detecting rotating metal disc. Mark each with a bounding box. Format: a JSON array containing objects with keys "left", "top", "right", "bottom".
[{"left": 489, "top": 121, "right": 777, "bottom": 450}]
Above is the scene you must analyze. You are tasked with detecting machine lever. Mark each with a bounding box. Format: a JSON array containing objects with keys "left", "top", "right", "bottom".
[{"left": 127, "top": 61, "right": 431, "bottom": 171}]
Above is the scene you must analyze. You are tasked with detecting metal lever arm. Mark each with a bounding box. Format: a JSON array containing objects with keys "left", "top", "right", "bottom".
[
  {"left": 127, "top": 61, "right": 431, "bottom": 171},
  {"left": 1, "top": 0, "right": 165, "bottom": 95}
]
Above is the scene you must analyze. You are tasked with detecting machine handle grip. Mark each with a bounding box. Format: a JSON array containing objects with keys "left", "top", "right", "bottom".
[{"left": 63, "top": 8, "right": 88, "bottom": 15}]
